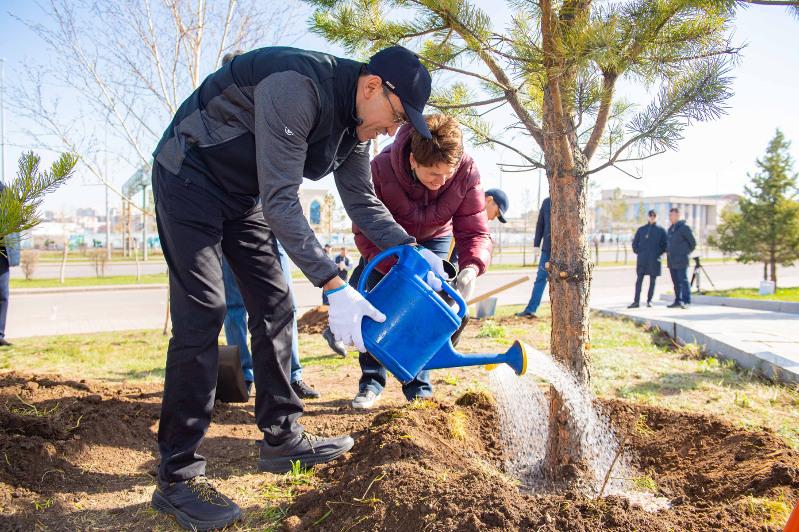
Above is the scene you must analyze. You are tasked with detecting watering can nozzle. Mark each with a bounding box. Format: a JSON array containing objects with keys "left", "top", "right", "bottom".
[{"left": 484, "top": 340, "right": 528, "bottom": 376}]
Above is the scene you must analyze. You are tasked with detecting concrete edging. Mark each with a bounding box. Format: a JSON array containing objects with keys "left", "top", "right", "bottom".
[
  {"left": 596, "top": 307, "right": 799, "bottom": 385},
  {"left": 658, "top": 293, "right": 799, "bottom": 314}
]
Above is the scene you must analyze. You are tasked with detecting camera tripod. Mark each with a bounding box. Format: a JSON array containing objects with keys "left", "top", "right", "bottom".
[{"left": 690, "top": 256, "right": 716, "bottom": 294}]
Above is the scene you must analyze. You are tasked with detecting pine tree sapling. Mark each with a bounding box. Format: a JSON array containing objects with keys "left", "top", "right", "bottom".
[
  {"left": 0, "top": 152, "right": 78, "bottom": 246},
  {"left": 306, "top": 0, "right": 740, "bottom": 485}
]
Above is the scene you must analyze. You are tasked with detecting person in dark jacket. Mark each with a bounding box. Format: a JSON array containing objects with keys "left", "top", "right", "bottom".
[
  {"left": 629, "top": 210, "right": 668, "bottom": 308},
  {"left": 347, "top": 114, "right": 493, "bottom": 409},
  {"left": 666, "top": 207, "right": 697, "bottom": 308},
  {"left": 149, "top": 45, "right": 442, "bottom": 529},
  {"left": 517, "top": 197, "right": 551, "bottom": 318}
]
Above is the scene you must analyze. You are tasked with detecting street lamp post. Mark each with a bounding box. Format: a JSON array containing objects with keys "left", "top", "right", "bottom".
[
  {"left": 104, "top": 110, "right": 112, "bottom": 260},
  {"left": 1, "top": 58, "right": 6, "bottom": 184},
  {"left": 141, "top": 184, "right": 148, "bottom": 262}
]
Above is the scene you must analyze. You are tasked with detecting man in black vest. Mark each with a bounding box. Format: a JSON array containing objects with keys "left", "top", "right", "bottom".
[
  {"left": 629, "top": 209, "right": 668, "bottom": 308},
  {"left": 150, "top": 46, "right": 442, "bottom": 529}
]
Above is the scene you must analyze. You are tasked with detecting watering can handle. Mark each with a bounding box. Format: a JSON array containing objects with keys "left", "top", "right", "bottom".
[{"left": 358, "top": 245, "right": 467, "bottom": 319}]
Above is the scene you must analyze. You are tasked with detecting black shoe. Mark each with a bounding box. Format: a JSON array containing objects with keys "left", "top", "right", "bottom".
[
  {"left": 258, "top": 432, "right": 354, "bottom": 473},
  {"left": 245, "top": 381, "right": 253, "bottom": 396},
  {"left": 515, "top": 312, "right": 538, "bottom": 319},
  {"left": 322, "top": 327, "right": 348, "bottom": 357},
  {"left": 0, "top": 338, "right": 11, "bottom": 347},
  {"left": 151, "top": 476, "right": 242, "bottom": 531},
  {"left": 646, "top": 301, "right": 653, "bottom": 307},
  {"left": 627, "top": 302, "right": 640, "bottom": 309},
  {"left": 666, "top": 302, "right": 682, "bottom": 308},
  {"left": 291, "top": 380, "right": 321, "bottom": 399}
]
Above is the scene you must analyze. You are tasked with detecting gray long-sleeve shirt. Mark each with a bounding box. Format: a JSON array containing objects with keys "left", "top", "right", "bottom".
[
  {"left": 253, "top": 72, "right": 413, "bottom": 286},
  {"left": 153, "top": 48, "right": 414, "bottom": 287}
]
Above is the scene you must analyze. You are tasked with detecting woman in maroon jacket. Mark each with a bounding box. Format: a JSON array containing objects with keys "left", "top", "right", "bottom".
[{"left": 348, "top": 113, "right": 493, "bottom": 409}]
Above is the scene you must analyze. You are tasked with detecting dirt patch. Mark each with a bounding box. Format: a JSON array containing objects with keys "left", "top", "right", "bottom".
[
  {"left": 297, "top": 305, "right": 330, "bottom": 334},
  {"left": 287, "top": 396, "right": 798, "bottom": 531},
  {"left": 0, "top": 370, "right": 797, "bottom": 530}
]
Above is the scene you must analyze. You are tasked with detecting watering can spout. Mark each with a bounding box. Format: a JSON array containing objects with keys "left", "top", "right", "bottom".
[{"left": 424, "top": 339, "right": 528, "bottom": 376}]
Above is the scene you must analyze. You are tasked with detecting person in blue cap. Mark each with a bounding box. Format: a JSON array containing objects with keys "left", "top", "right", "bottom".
[
  {"left": 150, "top": 45, "right": 440, "bottom": 529},
  {"left": 484, "top": 188, "right": 509, "bottom": 224}
]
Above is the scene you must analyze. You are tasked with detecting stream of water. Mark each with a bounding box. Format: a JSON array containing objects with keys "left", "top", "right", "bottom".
[{"left": 488, "top": 344, "right": 670, "bottom": 510}]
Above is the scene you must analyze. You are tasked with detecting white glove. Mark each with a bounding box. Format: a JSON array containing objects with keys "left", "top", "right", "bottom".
[
  {"left": 456, "top": 266, "right": 478, "bottom": 303},
  {"left": 418, "top": 247, "right": 446, "bottom": 291},
  {"left": 327, "top": 284, "right": 386, "bottom": 352}
]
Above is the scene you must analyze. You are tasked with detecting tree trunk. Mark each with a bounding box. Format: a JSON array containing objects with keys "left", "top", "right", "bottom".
[
  {"left": 543, "top": 165, "right": 593, "bottom": 484},
  {"left": 770, "top": 254, "right": 777, "bottom": 290},
  {"left": 59, "top": 238, "right": 68, "bottom": 284},
  {"left": 548, "top": 168, "right": 592, "bottom": 383},
  {"left": 763, "top": 262, "right": 768, "bottom": 281}
]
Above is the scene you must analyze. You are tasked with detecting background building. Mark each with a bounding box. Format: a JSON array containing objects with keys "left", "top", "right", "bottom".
[{"left": 594, "top": 189, "right": 739, "bottom": 242}]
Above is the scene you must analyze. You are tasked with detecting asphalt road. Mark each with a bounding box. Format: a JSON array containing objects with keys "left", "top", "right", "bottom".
[{"left": 7, "top": 262, "right": 799, "bottom": 339}]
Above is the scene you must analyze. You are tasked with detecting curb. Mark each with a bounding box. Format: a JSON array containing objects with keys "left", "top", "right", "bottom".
[
  {"left": 658, "top": 293, "right": 799, "bottom": 314},
  {"left": 595, "top": 306, "right": 799, "bottom": 385},
  {"left": 11, "top": 284, "right": 169, "bottom": 295}
]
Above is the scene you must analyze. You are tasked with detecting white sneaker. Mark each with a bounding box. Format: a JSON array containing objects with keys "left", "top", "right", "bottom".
[{"left": 351, "top": 390, "right": 381, "bottom": 410}]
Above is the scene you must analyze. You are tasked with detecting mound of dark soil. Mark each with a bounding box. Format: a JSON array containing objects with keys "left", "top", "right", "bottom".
[
  {"left": 1, "top": 370, "right": 796, "bottom": 531},
  {"left": 297, "top": 306, "right": 329, "bottom": 334},
  {"left": 286, "top": 395, "right": 799, "bottom": 531}
]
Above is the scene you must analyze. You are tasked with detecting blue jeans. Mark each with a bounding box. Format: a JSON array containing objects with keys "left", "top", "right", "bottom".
[
  {"left": 0, "top": 266, "right": 9, "bottom": 339},
  {"left": 353, "top": 236, "right": 452, "bottom": 401},
  {"left": 669, "top": 267, "right": 691, "bottom": 304},
  {"left": 522, "top": 251, "right": 550, "bottom": 315},
  {"left": 222, "top": 241, "right": 302, "bottom": 383}
]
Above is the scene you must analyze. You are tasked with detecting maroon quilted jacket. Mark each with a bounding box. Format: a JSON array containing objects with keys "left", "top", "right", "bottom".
[{"left": 353, "top": 124, "right": 493, "bottom": 274}]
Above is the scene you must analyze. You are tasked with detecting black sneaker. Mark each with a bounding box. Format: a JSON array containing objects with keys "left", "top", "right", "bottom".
[
  {"left": 0, "top": 338, "right": 12, "bottom": 347},
  {"left": 666, "top": 302, "right": 683, "bottom": 309},
  {"left": 151, "top": 476, "right": 242, "bottom": 531},
  {"left": 291, "top": 380, "right": 321, "bottom": 399},
  {"left": 322, "top": 327, "right": 348, "bottom": 357},
  {"left": 627, "top": 302, "right": 640, "bottom": 309},
  {"left": 258, "top": 432, "right": 354, "bottom": 473},
  {"left": 515, "top": 312, "right": 538, "bottom": 319},
  {"left": 646, "top": 301, "right": 653, "bottom": 307}
]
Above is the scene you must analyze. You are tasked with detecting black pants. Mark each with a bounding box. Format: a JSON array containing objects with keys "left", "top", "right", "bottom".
[
  {"left": 633, "top": 273, "right": 657, "bottom": 304},
  {"left": 152, "top": 164, "right": 301, "bottom": 483}
]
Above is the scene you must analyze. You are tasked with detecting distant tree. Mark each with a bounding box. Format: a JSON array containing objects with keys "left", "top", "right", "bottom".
[
  {"left": 710, "top": 130, "right": 799, "bottom": 288},
  {"left": 0, "top": 151, "right": 77, "bottom": 242},
  {"left": 11, "top": 0, "right": 302, "bottom": 215}
]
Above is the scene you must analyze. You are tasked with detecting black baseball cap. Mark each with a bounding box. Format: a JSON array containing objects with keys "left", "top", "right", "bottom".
[
  {"left": 648, "top": 209, "right": 657, "bottom": 217},
  {"left": 485, "top": 188, "right": 509, "bottom": 223},
  {"left": 367, "top": 46, "right": 432, "bottom": 139}
]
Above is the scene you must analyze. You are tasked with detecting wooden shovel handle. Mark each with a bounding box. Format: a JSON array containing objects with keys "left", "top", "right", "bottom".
[{"left": 466, "top": 275, "right": 530, "bottom": 306}]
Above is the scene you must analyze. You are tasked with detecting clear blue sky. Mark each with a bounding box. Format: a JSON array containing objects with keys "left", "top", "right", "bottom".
[{"left": 1, "top": 2, "right": 797, "bottom": 217}]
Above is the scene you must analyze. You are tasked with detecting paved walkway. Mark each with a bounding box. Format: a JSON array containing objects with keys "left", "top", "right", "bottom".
[{"left": 596, "top": 301, "right": 799, "bottom": 384}]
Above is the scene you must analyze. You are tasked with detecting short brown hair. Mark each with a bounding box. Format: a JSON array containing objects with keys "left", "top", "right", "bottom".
[{"left": 410, "top": 114, "right": 463, "bottom": 167}]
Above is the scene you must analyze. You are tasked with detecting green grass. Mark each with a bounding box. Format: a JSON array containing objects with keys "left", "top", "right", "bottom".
[
  {"left": 4, "top": 304, "right": 798, "bottom": 450},
  {"left": 589, "top": 314, "right": 799, "bottom": 449},
  {"left": 0, "top": 330, "right": 169, "bottom": 381},
  {"left": 11, "top": 274, "right": 169, "bottom": 289},
  {"left": 476, "top": 320, "right": 507, "bottom": 338},
  {"left": 703, "top": 286, "right": 799, "bottom": 302}
]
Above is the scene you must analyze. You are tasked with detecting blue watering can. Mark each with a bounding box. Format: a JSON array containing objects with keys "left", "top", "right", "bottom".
[{"left": 358, "top": 245, "right": 528, "bottom": 384}]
